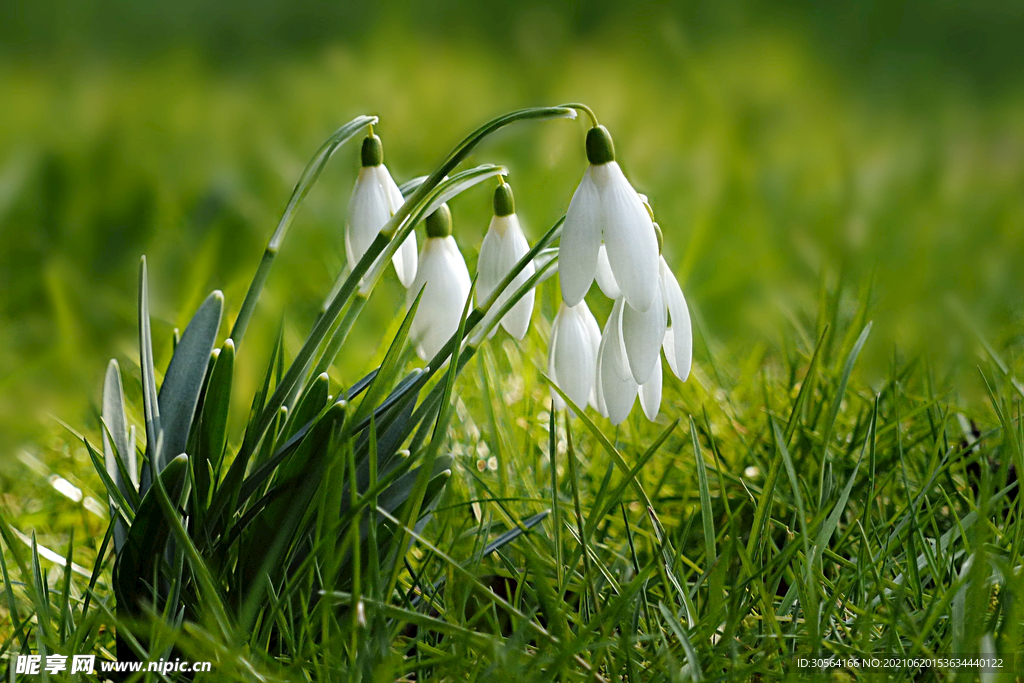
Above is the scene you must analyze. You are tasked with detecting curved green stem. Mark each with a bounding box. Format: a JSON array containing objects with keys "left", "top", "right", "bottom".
[
  {"left": 230, "top": 114, "right": 377, "bottom": 346},
  {"left": 562, "top": 102, "right": 599, "bottom": 127},
  {"left": 248, "top": 107, "right": 576, "bottom": 451}
]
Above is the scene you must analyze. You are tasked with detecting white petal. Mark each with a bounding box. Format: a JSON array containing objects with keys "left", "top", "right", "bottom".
[
  {"left": 581, "top": 301, "right": 603, "bottom": 411},
  {"left": 598, "top": 299, "right": 638, "bottom": 425},
  {"left": 638, "top": 359, "right": 662, "bottom": 421},
  {"left": 408, "top": 237, "right": 471, "bottom": 360},
  {"left": 392, "top": 232, "right": 419, "bottom": 287},
  {"left": 595, "top": 244, "right": 621, "bottom": 299},
  {"left": 558, "top": 168, "right": 602, "bottom": 306},
  {"left": 660, "top": 257, "right": 692, "bottom": 381},
  {"left": 502, "top": 287, "right": 535, "bottom": 340},
  {"left": 478, "top": 214, "right": 535, "bottom": 340},
  {"left": 379, "top": 166, "right": 418, "bottom": 286},
  {"left": 593, "top": 163, "right": 659, "bottom": 312},
  {"left": 345, "top": 166, "right": 392, "bottom": 268},
  {"left": 593, "top": 337, "right": 608, "bottom": 417},
  {"left": 621, "top": 282, "right": 667, "bottom": 384},
  {"left": 548, "top": 302, "right": 599, "bottom": 410}
]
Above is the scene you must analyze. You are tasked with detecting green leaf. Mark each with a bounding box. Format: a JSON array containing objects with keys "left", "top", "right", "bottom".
[
  {"left": 30, "top": 534, "right": 51, "bottom": 642},
  {"left": 236, "top": 401, "right": 346, "bottom": 585},
  {"left": 282, "top": 370, "right": 329, "bottom": 444},
  {"left": 230, "top": 114, "right": 379, "bottom": 345},
  {"left": 137, "top": 257, "right": 162, "bottom": 495},
  {"left": 153, "top": 290, "right": 223, "bottom": 478},
  {"left": 658, "top": 601, "right": 703, "bottom": 680},
  {"left": 351, "top": 287, "right": 423, "bottom": 427},
  {"left": 691, "top": 417, "right": 717, "bottom": 564},
  {"left": 816, "top": 321, "right": 871, "bottom": 504},
  {"left": 102, "top": 359, "right": 136, "bottom": 551},
  {"left": 115, "top": 454, "right": 189, "bottom": 616},
  {"left": 197, "top": 338, "right": 234, "bottom": 501}
]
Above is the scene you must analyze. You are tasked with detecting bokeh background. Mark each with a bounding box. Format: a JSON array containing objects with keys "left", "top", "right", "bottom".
[{"left": 2, "top": 0, "right": 1024, "bottom": 463}]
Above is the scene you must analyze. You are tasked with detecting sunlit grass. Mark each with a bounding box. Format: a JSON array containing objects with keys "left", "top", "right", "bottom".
[{"left": 2, "top": 29, "right": 1024, "bottom": 681}]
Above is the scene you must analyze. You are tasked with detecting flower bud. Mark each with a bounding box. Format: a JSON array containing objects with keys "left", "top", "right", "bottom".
[
  {"left": 493, "top": 182, "right": 515, "bottom": 217},
  {"left": 361, "top": 134, "right": 384, "bottom": 167},
  {"left": 425, "top": 203, "right": 453, "bottom": 238},
  {"left": 585, "top": 125, "right": 616, "bottom": 165}
]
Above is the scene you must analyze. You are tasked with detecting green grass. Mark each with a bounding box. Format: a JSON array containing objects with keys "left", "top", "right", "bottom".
[{"left": 3, "top": 27, "right": 1024, "bottom": 682}]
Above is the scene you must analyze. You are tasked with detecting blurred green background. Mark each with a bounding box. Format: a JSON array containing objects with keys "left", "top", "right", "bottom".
[{"left": 2, "top": 0, "right": 1024, "bottom": 461}]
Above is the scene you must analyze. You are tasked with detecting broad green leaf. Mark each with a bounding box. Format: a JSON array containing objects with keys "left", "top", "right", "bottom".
[
  {"left": 197, "top": 338, "right": 234, "bottom": 502},
  {"left": 102, "top": 359, "right": 136, "bottom": 551},
  {"left": 154, "top": 290, "right": 223, "bottom": 476}
]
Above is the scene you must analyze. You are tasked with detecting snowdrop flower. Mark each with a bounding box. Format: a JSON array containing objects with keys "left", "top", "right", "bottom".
[
  {"left": 595, "top": 244, "right": 620, "bottom": 299},
  {"left": 407, "top": 203, "right": 471, "bottom": 360},
  {"left": 547, "top": 300, "right": 601, "bottom": 411},
  {"left": 346, "top": 133, "right": 418, "bottom": 287},
  {"left": 595, "top": 298, "right": 638, "bottom": 425},
  {"left": 659, "top": 253, "right": 693, "bottom": 384},
  {"left": 477, "top": 181, "right": 535, "bottom": 340},
  {"left": 597, "top": 226, "right": 693, "bottom": 422},
  {"left": 559, "top": 125, "right": 660, "bottom": 312}
]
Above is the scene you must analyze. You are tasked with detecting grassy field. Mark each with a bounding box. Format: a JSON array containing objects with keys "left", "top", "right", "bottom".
[{"left": 3, "top": 14, "right": 1024, "bottom": 681}]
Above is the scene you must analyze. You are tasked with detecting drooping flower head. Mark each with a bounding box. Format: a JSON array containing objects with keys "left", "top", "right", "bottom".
[
  {"left": 595, "top": 221, "right": 693, "bottom": 423},
  {"left": 558, "top": 125, "right": 660, "bottom": 312},
  {"left": 547, "top": 300, "right": 601, "bottom": 411},
  {"left": 346, "top": 132, "right": 418, "bottom": 287},
  {"left": 407, "top": 203, "right": 472, "bottom": 360},
  {"left": 477, "top": 181, "right": 536, "bottom": 340}
]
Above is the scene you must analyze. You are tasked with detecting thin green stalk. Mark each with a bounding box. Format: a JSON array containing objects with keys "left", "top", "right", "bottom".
[
  {"left": 550, "top": 410, "right": 562, "bottom": 590},
  {"left": 566, "top": 418, "right": 600, "bottom": 616},
  {"left": 231, "top": 115, "right": 377, "bottom": 346}
]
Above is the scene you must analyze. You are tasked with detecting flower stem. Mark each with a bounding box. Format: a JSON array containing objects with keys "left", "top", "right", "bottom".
[
  {"left": 230, "top": 114, "right": 378, "bottom": 347},
  {"left": 562, "top": 102, "right": 599, "bottom": 127},
  {"left": 248, "top": 107, "right": 576, "bottom": 452}
]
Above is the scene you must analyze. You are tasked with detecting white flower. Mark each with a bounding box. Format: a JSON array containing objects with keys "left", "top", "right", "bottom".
[
  {"left": 638, "top": 358, "right": 663, "bottom": 421},
  {"left": 595, "top": 244, "right": 620, "bottom": 299},
  {"left": 558, "top": 125, "right": 660, "bottom": 312},
  {"left": 547, "top": 301, "right": 601, "bottom": 411},
  {"left": 596, "top": 256, "right": 692, "bottom": 422},
  {"left": 659, "top": 256, "right": 692, "bottom": 382},
  {"left": 346, "top": 134, "right": 418, "bottom": 287},
  {"left": 477, "top": 183, "right": 535, "bottom": 340},
  {"left": 595, "top": 298, "right": 638, "bottom": 425},
  {"left": 407, "top": 204, "right": 471, "bottom": 360}
]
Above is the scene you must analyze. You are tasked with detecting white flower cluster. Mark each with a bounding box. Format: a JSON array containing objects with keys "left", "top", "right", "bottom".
[
  {"left": 344, "top": 122, "right": 691, "bottom": 424},
  {"left": 344, "top": 133, "right": 535, "bottom": 361},
  {"left": 549, "top": 125, "right": 692, "bottom": 424}
]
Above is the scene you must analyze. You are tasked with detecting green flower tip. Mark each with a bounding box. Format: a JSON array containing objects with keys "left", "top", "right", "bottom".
[
  {"left": 493, "top": 183, "right": 515, "bottom": 217},
  {"left": 425, "top": 203, "right": 453, "bottom": 238},
  {"left": 585, "top": 125, "right": 615, "bottom": 165},
  {"left": 361, "top": 134, "right": 384, "bottom": 167},
  {"left": 653, "top": 222, "right": 663, "bottom": 254}
]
